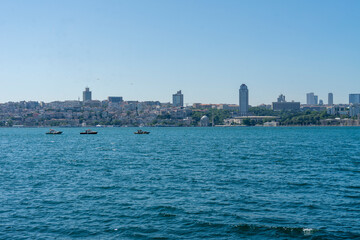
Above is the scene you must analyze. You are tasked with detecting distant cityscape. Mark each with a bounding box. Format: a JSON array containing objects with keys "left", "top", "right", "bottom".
[{"left": 1, "top": 85, "right": 360, "bottom": 127}]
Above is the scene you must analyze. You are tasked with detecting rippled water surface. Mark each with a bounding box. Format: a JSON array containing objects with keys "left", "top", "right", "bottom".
[{"left": 1, "top": 127, "right": 360, "bottom": 239}]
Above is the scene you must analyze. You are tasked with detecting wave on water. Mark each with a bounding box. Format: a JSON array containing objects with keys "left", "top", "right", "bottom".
[
  {"left": 231, "top": 223, "right": 360, "bottom": 239},
  {"left": 3, "top": 127, "right": 360, "bottom": 239},
  {"left": 232, "top": 223, "right": 318, "bottom": 238}
]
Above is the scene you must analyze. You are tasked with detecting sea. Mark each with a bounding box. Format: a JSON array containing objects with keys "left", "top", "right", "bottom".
[{"left": 1, "top": 127, "right": 360, "bottom": 239}]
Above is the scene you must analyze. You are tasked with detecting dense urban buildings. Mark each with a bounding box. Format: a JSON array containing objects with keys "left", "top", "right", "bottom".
[
  {"left": 349, "top": 94, "right": 360, "bottom": 104},
  {"left": 83, "top": 87, "right": 92, "bottom": 102},
  {"left": 0, "top": 87, "right": 359, "bottom": 127},
  {"left": 239, "top": 84, "right": 249, "bottom": 116},
  {"left": 328, "top": 93, "right": 333, "bottom": 105},
  {"left": 172, "top": 90, "right": 184, "bottom": 107}
]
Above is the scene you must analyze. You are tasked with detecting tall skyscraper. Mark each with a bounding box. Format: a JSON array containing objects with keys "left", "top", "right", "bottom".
[
  {"left": 83, "top": 87, "right": 92, "bottom": 102},
  {"left": 349, "top": 94, "right": 360, "bottom": 104},
  {"left": 239, "top": 84, "right": 249, "bottom": 116},
  {"left": 306, "top": 93, "right": 315, "bottom": 105},
  {"left": 314, "top": 95, "right": 318, "bottom": 105},
  {"left": 172, "top": 90, "right": 184, "bottom": 107},
  {"left": 306, "top": 92, "right": 318, "bottom": 105},
  {"left": 328, "top": 93, "right": 333, "bottom": 105}
]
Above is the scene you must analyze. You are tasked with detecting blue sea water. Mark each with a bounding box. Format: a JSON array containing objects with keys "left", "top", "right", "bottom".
[{"left": 1, "top": 127, "right": 360, "bottom": 239}]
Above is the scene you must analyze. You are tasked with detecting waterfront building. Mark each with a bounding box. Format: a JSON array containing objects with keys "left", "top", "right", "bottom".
[
  {"left": 349, "top": 94, "right": 360, "bottom": 104},
  {"left": 172, "top": 90, "right": 184, "bottom": 107},
  {"left": 239, "top": 84, "right": 249, "bottom": 116},
  {"left": 199, "top": 115, "right": 209, "bottom": 127},
  {"left": 83, "top": 87, "right": 92, "bottom": 102},
  {"left": 224, "top": 116, "right": 277, "bottom": 125},
  {"left": 108, "top": 97, "right": 123, "bottom": 103},
  {"left": 328, "top": 93, "right": 333, "bottom": 105},
  {"left": 263, "top": 121, "right": 279, "bottom": 127}
]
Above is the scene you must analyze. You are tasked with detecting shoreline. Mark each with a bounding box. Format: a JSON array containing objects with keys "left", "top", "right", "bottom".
[{"left": 1, "top": 125, "right": 360, "bottom": 128}]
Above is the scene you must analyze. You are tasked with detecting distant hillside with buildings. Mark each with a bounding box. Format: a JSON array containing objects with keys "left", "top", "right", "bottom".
[{"left": 1, "top": 87, "right": 359, "bottom": 127}]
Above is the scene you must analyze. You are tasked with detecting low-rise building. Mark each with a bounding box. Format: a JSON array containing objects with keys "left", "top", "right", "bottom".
[
  {"left": 108, "top": 97, "right": 123, "bottom": 103},
  {"left": 200, "top": 115, "right": 210, "bottom": 127},
  {"left": 272, "top": 94, "right": 300, "bottom": 111},
  {"left": 224, "top": 116, "right": 277, "bottom": 125},
  {"left": 263, "top": 121, "right": 279, "bottom": 127},
  {"left": 326, "top": 105, "right": 349, "bottom": 115},
  {"left": 349, "top": 104, "right": 360, "bottom": 117},
  {"left": 272, "top": 102, "right": 300, "bottom": 111}
]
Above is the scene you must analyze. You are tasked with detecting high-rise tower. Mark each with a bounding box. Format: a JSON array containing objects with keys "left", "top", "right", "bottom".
[
  {"left": 306, "top": 92, "right": 319, "bottom": 105},
  {"left": 239, "top": 84, "right": 249, "bottom": 116},
  {"left": 83, "top": 87, "right": 92, "bottom": 102},
  {"left": 349, "top": 94, "right": 360, "bottom": 104},
  {"left": 172, "top": 90, "right": 184, "bottom": 107},
  {"left": 306, "top": 93, "right": 314, "bottom": 105},
  {"left": 328, "top": 93, "right": 333, "bottom": 105},
  {"left": 314, "top": 95, "right": 318, "bottom": 105}
]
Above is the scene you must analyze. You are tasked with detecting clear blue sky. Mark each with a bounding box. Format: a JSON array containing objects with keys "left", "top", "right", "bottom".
[{"left": 0, "top": 0, "right": 359, "bottom": 105}]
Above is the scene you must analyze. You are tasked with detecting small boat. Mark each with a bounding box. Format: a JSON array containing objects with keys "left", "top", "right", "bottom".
[
  {"left": 46, "top": 129, "right": 62, "bottom": 134},
  {"left": 80, "top": 129, "right": 98, "bottom": 134},
  {"left": 134, "top": 129, "right": 150, "bottom": 134}
]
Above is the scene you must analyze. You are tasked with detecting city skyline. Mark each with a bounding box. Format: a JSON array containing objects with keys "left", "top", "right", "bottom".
[
  {"left": 0, "top": 0, "right": 359, "bottom": 104},
  {"left": 1, "top": 85, "right": 360, "bottom": 106}
]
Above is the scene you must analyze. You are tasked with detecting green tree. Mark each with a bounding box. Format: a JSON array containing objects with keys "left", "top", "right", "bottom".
[{"left": 242, "top": 118, "right": 251, "bottom": 126}]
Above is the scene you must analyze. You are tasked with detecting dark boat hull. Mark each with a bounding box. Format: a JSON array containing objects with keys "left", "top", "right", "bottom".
[
  {"left": 46, "top": 132, "right": 62, "bottom": 134},
  {"left": 80, "top": 132, "right": 97, "bottom": 134}
]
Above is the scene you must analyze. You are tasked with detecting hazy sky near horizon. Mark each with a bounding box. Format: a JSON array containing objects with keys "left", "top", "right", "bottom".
[{"left": 0, "top": 0, "right": 359, "bottom": 105}]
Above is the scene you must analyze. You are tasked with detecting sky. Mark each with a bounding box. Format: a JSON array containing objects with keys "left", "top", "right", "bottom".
[{"left": 0, "top": 0, "right": 359, "bottom": 105}]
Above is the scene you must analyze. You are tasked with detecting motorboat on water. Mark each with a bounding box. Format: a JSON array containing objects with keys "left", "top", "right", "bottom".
[
  {"left": 46, "top": 129, "right": 63, "bottom": 135},
  {"left": 134, "top": 129, "right": 150, "bottom": 134},
  {"left": 80, "top": 129, "right": 98, "bottom": 134}
]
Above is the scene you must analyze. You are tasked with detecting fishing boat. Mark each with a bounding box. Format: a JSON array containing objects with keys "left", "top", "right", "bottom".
[
  {"left": 80, "top": 129, "right": 98, "bottom": 134},
  {"left": 46, "top": 129, "right": 62, "bottom": 134},
  {"left": 134, "top": 129, "right": 150, "bottom": 134}
]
